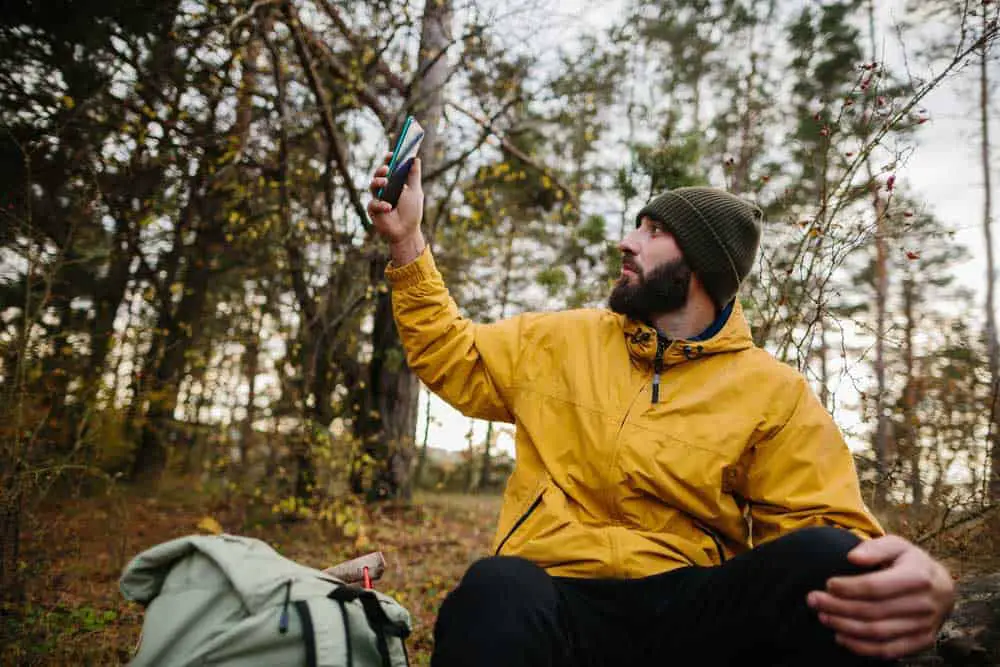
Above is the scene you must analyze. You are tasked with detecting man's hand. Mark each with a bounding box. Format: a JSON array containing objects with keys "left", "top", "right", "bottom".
[
  {"left": 368, "top": 151, "right": 426, "bottom": 266},
  {"left": 807, "top": 535, "right": 955, "bottom": 660}
]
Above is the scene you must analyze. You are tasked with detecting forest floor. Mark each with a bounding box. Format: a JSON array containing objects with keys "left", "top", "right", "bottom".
[
  {"left": 1, "top": 477, "right": 501, "bottom": 666},
  {"left": 2, "top": 477, "right": 998, "bottom": 666}
]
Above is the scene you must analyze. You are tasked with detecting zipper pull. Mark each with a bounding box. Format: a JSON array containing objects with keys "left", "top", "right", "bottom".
[
  {"left": 278, "top": 579, "right": 292, "bottom": 634},
  {"left": 652, "top": 335, "right": 667, "bottom": 404}
]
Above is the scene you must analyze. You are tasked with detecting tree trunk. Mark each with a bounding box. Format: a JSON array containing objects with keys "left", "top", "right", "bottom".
[
  {"left": 979, "top": 9, "right": 1000, "bottom": 505},
  {"left": 732, "top": 43, "right": 759, "bottom": 196},
  {"left": 412, "top": 0, "right": 453, "bottom": 246},
  {"left": 125, "top": 163, "right": 202, "bottom": 454},
  {"left": 478, "top": 219, "right": 516, "bottom": 492},
  {"left": 873, "top": 203, "right": 890, "bottom": 507},
  {"left": 131, "top": 213, "right": 223, "bottom": 478},
  {"left": 84, "top": 217, "right": 133, "bottom": 391},
  {"left": 68, "top": 216, "right": 135, "bottom": 454},
  {"left": 414, "top": 387, "right": 433, "bottom": 489},
  {"left": 902, "top": 276, "right": 921, "bottom": 508},
  {"left": 867, "top": 0, "right": 890, "bottom": 510},
  {"left": 355, "top": 280, "right": 421, "bottom": 500},
  {"left": 240, "top": 308, "right": 262, "bottom": 468},
  {"left": 353, "top": 0, "right": 454, "bottom": 502},
  {"left": 818, "top": 313, "right": 830, "bottom": 411},
  {"left": 235, "top": 36, "right": 259, "bottom": 150},
  {"left": 264, "top": 26, "right": 320, "bottom": 502},
  {"left": 42, "top": 293, "right": 74, "bottom": 451}
]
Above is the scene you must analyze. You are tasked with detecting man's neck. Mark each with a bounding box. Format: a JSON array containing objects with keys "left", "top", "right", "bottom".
[{"left": 650, "top": 294, "right": 717, "bottom": 340}]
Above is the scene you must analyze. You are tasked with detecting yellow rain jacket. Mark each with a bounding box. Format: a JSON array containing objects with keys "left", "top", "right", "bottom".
[{"left": 387, "top": 249, "right": 883, "bottom": 579}]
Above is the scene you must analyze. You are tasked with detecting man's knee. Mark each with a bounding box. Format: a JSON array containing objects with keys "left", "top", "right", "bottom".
[
  {"left": 454, "top": 556, "right": 555, "bottom": 604},
  {"left": 768, "top": 526, "right": 869, "bottom": 578},
  {"left": 786, "top": 525, "right": 863, "bottom": 551},
  {"left": 789, "top": 526, "right": 863, "bottom": 556},
  {"left": 448, "top": 556, "right": 557, "bottom": 616},
  {"left": 433, "top": 557, "right": 564, "bottom": 667}
]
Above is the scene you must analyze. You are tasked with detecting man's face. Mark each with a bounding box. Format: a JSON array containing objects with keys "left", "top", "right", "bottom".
[{"left": 609, "top": 216, "right": 693, "bottom": 321}]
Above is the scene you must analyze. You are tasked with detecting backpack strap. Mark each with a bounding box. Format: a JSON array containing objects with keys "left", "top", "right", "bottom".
[
  {"left": 329, "top": 587, "right": 410, "bottom": 667},
  {"left": 306, "top": 594, "right": 359, "bottom": 667},
  {"left": 334, "top": 597, "right": 353, "bottom": 667},
  {"left": 293, "top": 601, "right": 318, "bottom": 667}
]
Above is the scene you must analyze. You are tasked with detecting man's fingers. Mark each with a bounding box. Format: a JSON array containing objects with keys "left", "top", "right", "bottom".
[
  {"left": 834, "top": 630, "right": 937, "bottom": 660},
  {"left": 808, "top": 589, "right": 937, "bottom": 620},
  {"left": 826, "top": 564, "right": 933, "bottom": 600},
  {"left": 818, "top": 611, "right": 931, "bottom": 642},
  {"left": 367, "top": 198, "right": 391, "bottom": 217},
  {"left": 846, "top": 535, "right": 911, "bottom": 568},
  {"left": 384, "top": 151, "right": 393, "bottom": 164}
]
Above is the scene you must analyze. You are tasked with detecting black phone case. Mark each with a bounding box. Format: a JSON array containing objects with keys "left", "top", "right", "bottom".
[{"left": 381, "top": 158, "right": 413, "bottom": 208}]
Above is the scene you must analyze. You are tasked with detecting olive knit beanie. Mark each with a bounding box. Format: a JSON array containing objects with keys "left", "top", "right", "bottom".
[{"left": 635, "top": 187, "right": 763, "bottom": 309}]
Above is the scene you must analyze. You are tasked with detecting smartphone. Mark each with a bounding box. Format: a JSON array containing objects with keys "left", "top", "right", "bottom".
[{"left": 378, "top": 115, "right": 425, "bottom": 208}]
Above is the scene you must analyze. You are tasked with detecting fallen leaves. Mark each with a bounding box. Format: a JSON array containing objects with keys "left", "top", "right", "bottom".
[
  {"left": 11, "top": 486, "right": 502, "bottom": 667},
  {"left": 196, "top": 516, "right": 224, "bottom": 535}
]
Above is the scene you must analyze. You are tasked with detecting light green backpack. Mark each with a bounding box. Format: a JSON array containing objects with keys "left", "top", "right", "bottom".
[{"left": 119, "top": 534, "right": 411, "bottom": 667}]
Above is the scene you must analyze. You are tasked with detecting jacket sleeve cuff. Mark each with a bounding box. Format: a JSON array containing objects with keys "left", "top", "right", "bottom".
[{"left": 385, "top": 246, "right": 438, "bottom": 289}]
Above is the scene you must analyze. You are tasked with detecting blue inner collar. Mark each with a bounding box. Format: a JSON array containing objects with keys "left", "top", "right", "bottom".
[{"left": 689, "top": 300, "right": 733, "bottom": 342}]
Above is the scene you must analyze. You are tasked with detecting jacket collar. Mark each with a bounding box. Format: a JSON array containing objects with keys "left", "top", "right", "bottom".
[{"left": 621, "top": 300, "right": 754, "bottom": 367}]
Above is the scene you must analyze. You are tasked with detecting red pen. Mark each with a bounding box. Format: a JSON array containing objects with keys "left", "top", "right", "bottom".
[{"left": 363, "top": 566, "right": 372, "bottom": 589}]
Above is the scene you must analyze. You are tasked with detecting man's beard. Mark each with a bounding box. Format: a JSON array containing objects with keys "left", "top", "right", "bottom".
[{"left": 608, "top": 257, "right": 693, "bottom": 322}]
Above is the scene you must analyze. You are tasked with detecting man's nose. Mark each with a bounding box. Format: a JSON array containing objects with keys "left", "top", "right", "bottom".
[{"left": 619, "top": 229, "right": 639, "bottom": 256}]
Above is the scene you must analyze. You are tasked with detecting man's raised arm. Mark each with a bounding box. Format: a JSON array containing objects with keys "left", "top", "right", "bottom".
[{"left": 367, "top": 153, "right": 523, "bottom": 423}]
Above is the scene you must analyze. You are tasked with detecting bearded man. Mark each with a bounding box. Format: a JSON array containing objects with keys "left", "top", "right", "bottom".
[{"left": 367, "top": 157, "right": 955, "bottom": 666}]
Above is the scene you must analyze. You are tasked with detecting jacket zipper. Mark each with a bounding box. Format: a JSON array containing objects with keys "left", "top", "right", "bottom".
[
  {"left": 651, "top": 334, "right": 668, "bottom": 404},
  {"left": 495, "top": 492, "right": 544, "bottom": 555},
  {"left": 604, "top": 335, "right": 671, "bottom": 522}
]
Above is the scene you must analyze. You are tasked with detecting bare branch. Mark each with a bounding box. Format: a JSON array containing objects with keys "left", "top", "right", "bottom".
[
  {"left": 446, "top": 100, "right": 579, "bottom": 206},
  {"left": 916, "top": 503, "right": 999, "bottom": 545},
  {"left": 228, "top": 0, "right": 284, "bottom": 38},
  {"left": 425, "top": 97, "right": 523, "bottom": 183},
  {"left": 292, "top": 15, "right": 393, "bottom": 126},
  {"left": 315, "top": 0, "right": 408, "bottom": 94},
  {"left": 263, "top": 16, "right": 315, "bottom": 323},
  {"left": 285, "top": 3, "right": 371, "bottom": 232}
]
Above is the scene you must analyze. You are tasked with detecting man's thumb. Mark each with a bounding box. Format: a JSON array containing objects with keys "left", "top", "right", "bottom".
[{"left": 408, "top": 157, "right": 422, "bottom": 191}]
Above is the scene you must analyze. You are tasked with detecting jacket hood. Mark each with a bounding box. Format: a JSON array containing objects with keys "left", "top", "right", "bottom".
[{"left": 621, "top": 300, "right": 754, "bottom": 367}]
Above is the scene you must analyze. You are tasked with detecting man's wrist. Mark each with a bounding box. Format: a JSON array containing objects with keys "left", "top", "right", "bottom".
[{"left": 389, "top": 232, "right": 426, "bottom": 267}]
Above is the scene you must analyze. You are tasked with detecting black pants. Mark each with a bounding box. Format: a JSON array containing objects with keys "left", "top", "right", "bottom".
[{"left": 432, "top": 527, "right": 895, "bottom": 666}]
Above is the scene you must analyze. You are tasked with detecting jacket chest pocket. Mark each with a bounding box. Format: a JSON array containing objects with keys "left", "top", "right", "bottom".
[{"left": 494, "top": 475, "right": 549, "bottom": 554}]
